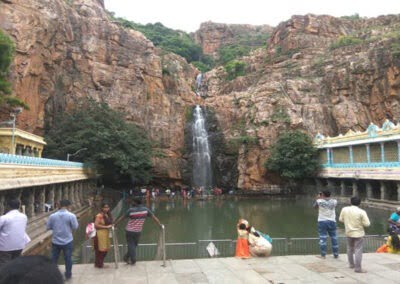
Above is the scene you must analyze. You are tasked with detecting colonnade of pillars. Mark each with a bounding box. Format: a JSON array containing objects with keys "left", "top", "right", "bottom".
[
  {"left": 0, "top": 180, "right": 96, "bottom": 217},
  {"left": 316, "top": 178, "right": 400, "bottom": 201}
]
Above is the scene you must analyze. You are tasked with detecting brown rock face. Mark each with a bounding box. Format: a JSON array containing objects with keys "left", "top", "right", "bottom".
[
  {"left": 0, "top": 0, "right": 197, "bottom": 184},
  {"left": 203, "top": 14, "right": 400, "bottom": 189},
  {"left": 2, "top": 2, "right": 400, "bottom": 190},
  {"left": 192, "top": 21, "right": 273, "bottom": 58}
]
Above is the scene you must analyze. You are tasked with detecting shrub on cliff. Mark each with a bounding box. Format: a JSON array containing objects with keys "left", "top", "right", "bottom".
[
  {"left": 329, "top": 36, "right": 364, "bottom": 50},
  {"left": 0, "top": 30, "right": 27, "bottom": 109},
  {"left": 224, "top": 60, "right": 246, "bottom": 80},
  {"left": 43, "top": 100, "right": 153, "bottom": 184},
  {"left": 264, "top": 130, "right": 319, "bottom": 180}
]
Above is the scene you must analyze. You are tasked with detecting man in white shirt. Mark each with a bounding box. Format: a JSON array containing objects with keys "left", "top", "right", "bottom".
[
  {"left": 313, "top": 190, "right": 339, "bottom": 259},
  {"left": 339, "top": 196, "right": 370, "bottom": 273},
  {"left": 0, "top": 199, "right": 30, "bottom": 268}
]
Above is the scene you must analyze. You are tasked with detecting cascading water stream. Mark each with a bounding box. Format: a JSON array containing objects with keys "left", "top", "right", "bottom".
[{"left": 192, "top": 105, "right": 212, "bottom": 189}]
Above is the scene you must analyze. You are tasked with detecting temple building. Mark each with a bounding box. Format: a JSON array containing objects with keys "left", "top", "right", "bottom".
[{"left": 0, "top": 128, "right": 46, "bottom": 157}]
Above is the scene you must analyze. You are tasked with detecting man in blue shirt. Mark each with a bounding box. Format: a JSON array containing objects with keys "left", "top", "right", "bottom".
[{"left": 46, "top": 199, "right": 78, "bottom": 280}]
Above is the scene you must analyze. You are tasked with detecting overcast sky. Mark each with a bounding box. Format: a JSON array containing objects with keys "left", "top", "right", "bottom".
[{"left": 104, "top": 0, "right": 400, "bottom": 32}]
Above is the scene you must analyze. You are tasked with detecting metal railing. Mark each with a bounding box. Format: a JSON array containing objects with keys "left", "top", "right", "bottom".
[
  {"left": 80, "top": 235, "right": 385, "bottom": 264},
  {"left": 0, "top": 153, "right": 84, "bottom": 167}
]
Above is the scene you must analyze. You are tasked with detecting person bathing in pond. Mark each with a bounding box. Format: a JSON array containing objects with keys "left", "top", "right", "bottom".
[
  {"left": 93, "top": 203, "right": 113, "bottom": 268},
  {"left": 235, "top": 219, "right": 250, "bottom": 258}
]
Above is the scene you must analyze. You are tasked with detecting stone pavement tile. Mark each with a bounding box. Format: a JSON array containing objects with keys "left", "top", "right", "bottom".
[
  {"left": 302, "top": 262, "right": 337, "bottom": 273},
  {"left": 319, "top": 271, "right": 361, "bottom": 283},
  {"left": 279, "top": 263, "right": 333, "bottom": 282},
  {"left": 148, "top": 272, "right": 179, "bottom": 284},
  {"left": 280, "top": 280, "right": 335, "bottom": 284},
  {"left": 262, "top": 256, "right": 294, "bottom": 265},
  {"left": 78, "top": 274, "right": 115, "bottom": 284},
  {"left": 171, "top": 259, "right": 202, "bottom": 274},
  {"left": 112, "top": 277, "right": 148, "bottom": 284},
  {"left": 286, "top": 254, "right": 332, "bottom": 264},
  {"left": 203, "top": 269, "right": 244, "bottom": 284},
  {"left": 174, "top": 272, "right": 208, "bottom": 283},
  {"left": 248, "top": 260, "right": 275, "bottom": 274},
  {"left": 260, "top": 271, "right": 299, "bottom": 282},
  {"left": 218, "top": 257, "right": 254, "bottom": 271},
  {"left": 195, "top": 258, "right": 228, "bottom": 271},
  {"left": 382, "top": 262, "right": 400, "bottom": 270},
  {"left": 230, "top": 268, "right": 272, "bottom": 283},
  {"left": 373, "top": 269, "right": 400, "bottom": 282},
  {"left": 363, "top": 253, "right": 399, "bottom": 264},
  {"left": 145, "top": 260, "right": 174, "bottom": 273}
]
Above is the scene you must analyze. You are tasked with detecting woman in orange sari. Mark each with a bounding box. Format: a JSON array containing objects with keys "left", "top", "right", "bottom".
[
  {"left": 93, "top": 203, "right": 113, "bottom": 268},
  {"left": 235, "top": 219, "right": 250, "bottom": 258}
]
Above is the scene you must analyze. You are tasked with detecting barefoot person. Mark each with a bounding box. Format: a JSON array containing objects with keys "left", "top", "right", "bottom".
[
  {"left": 339, "top": 196, "right": 370, "bottom": 273},
  {"left": 93, "top": 203, "right": 113, "bottom": 268}
]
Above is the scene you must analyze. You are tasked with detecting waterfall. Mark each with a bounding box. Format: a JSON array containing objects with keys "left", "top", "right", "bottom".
[{"left": 192, "top": 105, "right": 212, "bottom": 188}]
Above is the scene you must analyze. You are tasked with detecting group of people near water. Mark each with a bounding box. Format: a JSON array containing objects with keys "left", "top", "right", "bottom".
[
  {"left": 0, "top": 196, "right": 162, "bottom": 282},
  {"left": 314, "top": 190, "right": 400, "bottom": 274},
  {"left": 133, "top": 186, "right": 224, "bottom": 200}
]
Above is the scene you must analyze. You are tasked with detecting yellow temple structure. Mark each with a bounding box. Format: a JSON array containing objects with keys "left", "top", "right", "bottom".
[{"left": 0, "top": 128, "right": 46, "bottom": 157}]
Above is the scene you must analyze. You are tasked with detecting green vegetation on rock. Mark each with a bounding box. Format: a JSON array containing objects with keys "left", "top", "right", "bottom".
[
  {"left": 330, "top": 36, "right": 364, "bottom": 50},
  {"left": 0, "top": 30, "right": 27, "bottom": 109},
  {"left": 44, "top": 99, "right": 153, "bottom": 184},
  {"left": 224, "top": 60, "right": 246, "bottom": 80},
  {"left": 264, "top": 130, "right": 319, "bottom": 180}
]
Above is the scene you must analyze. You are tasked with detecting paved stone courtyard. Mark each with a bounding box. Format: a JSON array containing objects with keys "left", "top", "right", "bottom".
[{"left": 63, "top": 253, "right": 400, "bottom": 284}]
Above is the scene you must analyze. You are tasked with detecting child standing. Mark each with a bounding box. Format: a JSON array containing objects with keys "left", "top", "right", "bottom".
[{"left": 235, "top": 219, "right": 250, "bottom": 258}]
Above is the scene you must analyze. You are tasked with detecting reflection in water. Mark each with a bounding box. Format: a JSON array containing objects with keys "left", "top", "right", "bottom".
[{"left": 132, "top": 198, "right": 390, "bottom": 243}]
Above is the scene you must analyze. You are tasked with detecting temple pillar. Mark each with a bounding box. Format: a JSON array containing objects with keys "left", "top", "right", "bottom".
[
  {"left": 79, "top": 183, "right": 84, "bottom": 205},
  {"left": 366, "top": 144, "right": 371, "bottom": 163},
  {"left": 315, "top": 179, "right": 323, "bottom": 192},
  {"left": 0, "top": 194, "right": 5, "bottom": 216},
  {"left": 397, "top": 182, "right": 400, "bottom": 201},
  {"left": 62, "top": 184, "right": 68, "bottom": 201},
  {"left": 37, "top": 187, "right": 45, "bottom": 213},
  {"left": 47, "top": 186, "right": 55, "bottom": 211},
  {"left": 340, "top": 180, "right": 346, "bottom": 196},
  {"left": 380, "top": 181, "right": 387, "bottom": 200},
  {"left": 380, "top": 142, "right": 385, "bottom": 163},
  {"left": 54, "top": 184, "right": 62, "bottom": 208},
  {"left": 327, "top": 179, "right": 334, "bottom": 190},
  {"left": 26, "top": 189, "right": 35, "bottom": 218},
  {"left": 366, "top": 182, "right": 373, "bottom": 199},
  {"left": 352, "top": 180, "right": 358, "bottom": 196},
  {"left": 349, "top": 146, "right": 354, "bottom": 164}
]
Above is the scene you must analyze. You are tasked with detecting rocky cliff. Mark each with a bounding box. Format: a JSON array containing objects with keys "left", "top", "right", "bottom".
[
  {"left": 2, "top": 1, "right": 400, "bottom": 190},
  {"left": 0, "top": 0, "right": 197, "bottom": 183},
  {"left": 204, "top": 14, "right": 400, "bottom": 189},
  {"left": 192, "top": 21, "right": 273, "bottom": 58}
]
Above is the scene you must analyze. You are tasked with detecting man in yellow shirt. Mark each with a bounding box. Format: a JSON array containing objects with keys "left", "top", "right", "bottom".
[{"left": 339, "top": 196, "right": 370, "bottom": 273}]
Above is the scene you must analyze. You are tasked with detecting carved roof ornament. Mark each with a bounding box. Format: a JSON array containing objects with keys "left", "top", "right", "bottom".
[
  {"left": 382, "top": 119, "right": 395, "bottom": 131},
  {"left": 367, "top": 122, "right": 378, "bottom": 138},
  {"left": 345, "top": 129, "right": 355, "bottom": 136}
]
